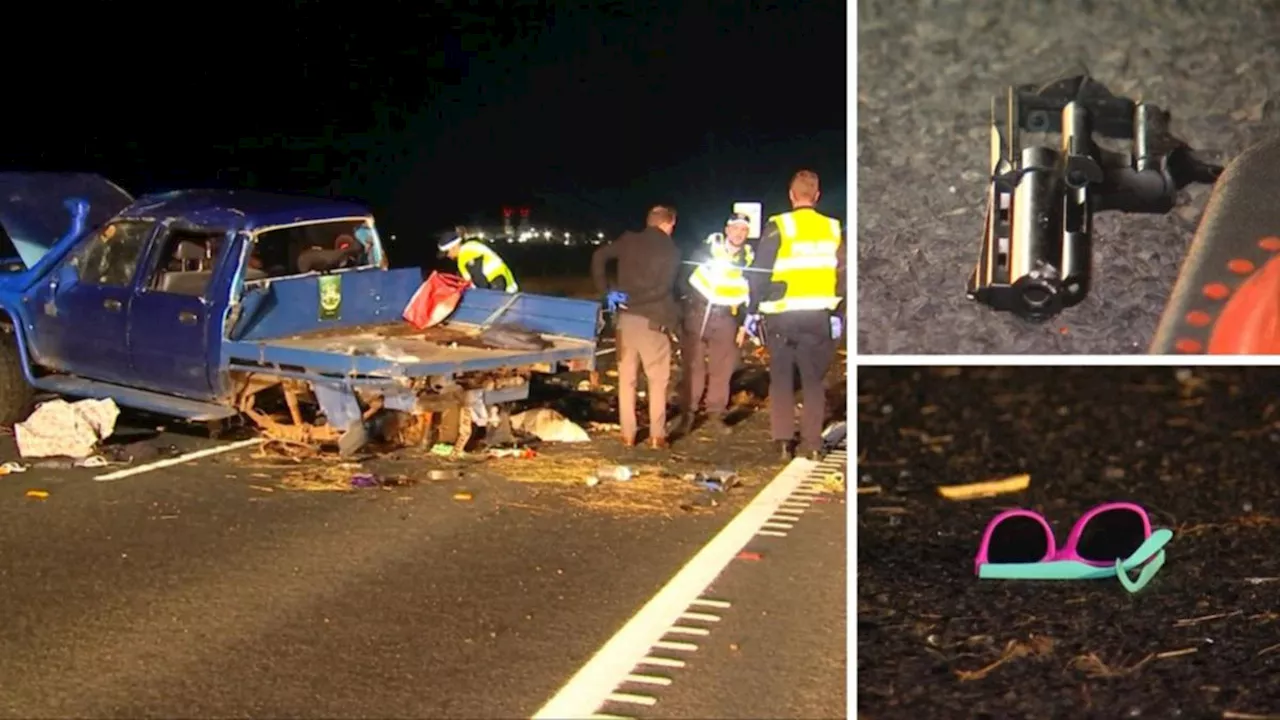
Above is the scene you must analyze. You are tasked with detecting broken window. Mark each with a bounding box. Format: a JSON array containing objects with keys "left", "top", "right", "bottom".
[
  {"left": 249, "top": 220, "right": 375, "bottom": 281},
  {"left": 143, "top": 228, "right": 227, "bottom": 297},
  {"left": 72, "top": 221, "right": 154, "bottom": 288}
]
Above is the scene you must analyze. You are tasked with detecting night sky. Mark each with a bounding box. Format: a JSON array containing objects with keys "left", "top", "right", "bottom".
[{"left": 5, "top": 1, "right": 846, "bottom": 257}]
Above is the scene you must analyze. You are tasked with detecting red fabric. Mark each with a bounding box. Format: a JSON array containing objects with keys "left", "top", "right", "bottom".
[{"left": 403, "top": 272, "right": 472, "bottom": 329}]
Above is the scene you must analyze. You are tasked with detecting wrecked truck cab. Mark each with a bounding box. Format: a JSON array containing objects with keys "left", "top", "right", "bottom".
[{"left": 0, "top": 186, "right": 602, "bottom": 452}]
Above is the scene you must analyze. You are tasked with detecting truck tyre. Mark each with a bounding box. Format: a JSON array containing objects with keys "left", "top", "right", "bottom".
[{"left": 0, "top": 332, "right": 34, "bottom": 425}]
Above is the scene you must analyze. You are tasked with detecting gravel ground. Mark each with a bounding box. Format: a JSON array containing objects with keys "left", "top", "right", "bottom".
[
  {"left": 857, "top": 0, "right": 1280, "bottom": 354},
  {"left": 856, "top": 366, "right": 1280, "bottom": 718}
]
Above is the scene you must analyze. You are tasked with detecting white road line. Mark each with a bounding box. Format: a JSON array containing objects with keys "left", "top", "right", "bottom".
[
  {"left": 531, "top": 458, "right": 818, "bottom": 720},
  {"left": 666, "top": 626, "right": 711, "bottom": 637},
  {"left": 624, "top": 674, "right": 673, "bottom": 687},
  {"left": 595, "top": 348, "right": 617, "bottom": 357},
  {"left": 638, "top": 656, "right": 685, "bottom": 668},
  {"left": 679, "top": 611, "right": 720, "bottom": 622},
  {"left": 774, "top": 507, "right": 806, "bottom": 516},
  {"left": 763, "top": 521, "right": 794, "bottom": 529},
  {"left": 653, "top": 639, "right": 699, "bottom": 652},
  {"left": 95, "top": 438, "right": 265, "bottom": 482},
  {"left": 757, "top": 530, "right": 788, "bottom": 537},
  {"left": 689, "top": 598, "right": 731, "bottom": 609},
  {"left": 606, "top": 692, "right": 657, "bottom": 707}
]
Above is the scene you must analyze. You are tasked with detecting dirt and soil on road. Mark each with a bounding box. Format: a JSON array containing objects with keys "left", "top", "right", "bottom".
[{"left": 857, "top": 366, "right": 1280, "bottom": 719}]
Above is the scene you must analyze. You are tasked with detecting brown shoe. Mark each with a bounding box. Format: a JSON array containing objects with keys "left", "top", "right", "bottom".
[
  {"left": 648, "top": 437, "right": 669, "bottom": 450},
  {"left": 621, "top": 435, "right": 636, "bottom": 447}
]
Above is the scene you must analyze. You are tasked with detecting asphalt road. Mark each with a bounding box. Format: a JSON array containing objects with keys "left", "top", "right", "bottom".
[
  {"left": 857, "top": 0, "right": 1280, "bottom": 354},
  {"left": 0, "top": 371, "right": 847, "bottom": 718},
  {"left": 856, "top": 366, "right": 1280, "bottom": 719}
]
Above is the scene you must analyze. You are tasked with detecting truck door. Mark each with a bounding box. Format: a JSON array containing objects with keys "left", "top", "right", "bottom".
[
  {"left": 29, "top": 220, "right": 157, "bottom": 384},
  {"left": 126, "top": 226, "right": 229, "bottom": 400}
]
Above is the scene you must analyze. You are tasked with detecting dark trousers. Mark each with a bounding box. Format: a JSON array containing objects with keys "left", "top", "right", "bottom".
[
  {"left": 764, "top": 310, "right": 837, "bottom": 453},
  {"left": 680, "top": 306, "right": 739, "bottom": 417}
]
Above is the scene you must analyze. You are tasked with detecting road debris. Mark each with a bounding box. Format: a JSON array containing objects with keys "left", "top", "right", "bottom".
[
  {"left": 955, "top": 635, "right": 1055, "bottom": 681},
  {"left": 689, "top": 470, "right": 738, "bottom": 492},
  {"left": 509, "top": 408, "right": 590, "bottom": 443},
  {"left": 453, "top": 491, "right": 474, "bottom": 502},
  {"left": 736, "top": 551, "right": 763, "bottom": 561},
  {"left": 938, "top": 473, "right": 1031, "bottom": 500},
  {"left": 0, "top": 462, "right": 28, "bottom": 475},
  {"left": 24, "top": 489, "right": 49, "bottom": 500},
  {"left": 14, "top": 398, "right": 120, "bottom": 459}
]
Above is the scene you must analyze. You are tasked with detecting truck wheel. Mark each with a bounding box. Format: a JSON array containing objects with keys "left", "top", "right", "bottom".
[{"left": 0, "top": 332, "right": 34, "bottom": 425}]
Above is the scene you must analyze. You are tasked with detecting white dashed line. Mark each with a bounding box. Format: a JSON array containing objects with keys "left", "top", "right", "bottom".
[{"left": 532, "top": 445, "right": 844, "bottom": 719}]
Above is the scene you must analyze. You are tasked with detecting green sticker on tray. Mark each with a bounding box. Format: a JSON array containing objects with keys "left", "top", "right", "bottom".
[{"left": 318, "top": 275, "right": 342, "bottom": 321}]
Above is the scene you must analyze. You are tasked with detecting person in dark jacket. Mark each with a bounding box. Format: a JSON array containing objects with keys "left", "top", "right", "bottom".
[{"left": 591, "top": 205, "right": 681, "bottom": 449}]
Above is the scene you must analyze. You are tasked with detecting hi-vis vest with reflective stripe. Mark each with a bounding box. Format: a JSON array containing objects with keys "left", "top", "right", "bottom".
[
  {"left": 758, "top": 208, "right": 841, "bottom": 314},
  {"left": 456, "top": 240, "right": 518, "bottom": 293},
  {"left": 689, "top": 242, "right": 754, "bottom": 307}
]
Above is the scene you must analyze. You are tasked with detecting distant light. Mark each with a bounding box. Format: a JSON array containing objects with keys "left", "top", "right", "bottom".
[
  {"left": 596, "top": 232, "right": 604, "bottom": 240},
  {"left": 507, "top": 238, "right": 514, "bottom": 244},
  {"left": 563, "top": 240, "right": 571, "bottom": 246},
  {"left": 390, "top": 234, "right": 397, "bottom": 241},
  {"left": 592, "top": 239, "right": 602, "bottom": 245},
  {"left": 476, "top": 231, "right": 485, "bottom": 239},
  {"left": 564, "top": 232, "right": 571, "bottom": 239},
  {"left": 543, "top": 231, "right": 552, "bottom": 239}
]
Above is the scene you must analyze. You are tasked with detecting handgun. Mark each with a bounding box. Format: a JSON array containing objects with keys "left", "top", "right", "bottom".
[{"left": 967, "top": 76, "right": 1222, "bottom": 322}]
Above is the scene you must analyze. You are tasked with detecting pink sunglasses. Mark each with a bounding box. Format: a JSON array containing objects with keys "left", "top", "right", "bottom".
[{"left": 975, "top": 502, "right": 1154, "bottom": 574}]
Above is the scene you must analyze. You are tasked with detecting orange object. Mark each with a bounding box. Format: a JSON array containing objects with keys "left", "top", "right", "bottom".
[
  {"left": 453, "top": 492, "right": 473, "bottom": 502},
  {"left": 25, "top": 490, "right": 48, "bottom": 500},
  {"left": 403, "top": 272, "right": 472, "bottom": 330}
]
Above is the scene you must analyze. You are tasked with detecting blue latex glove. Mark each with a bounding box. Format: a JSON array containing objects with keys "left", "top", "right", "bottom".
[
  {"left": 743, "top": 313, "right": 762, "bottom": 340},
  {"left": 606, "top": 290, "right": 629, "bottom": 313},
  {"left": 830, "top": 315, "right": 843, "bottom": 340}
]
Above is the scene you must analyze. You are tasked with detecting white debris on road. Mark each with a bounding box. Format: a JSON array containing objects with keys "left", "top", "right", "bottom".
[
  {"left": 14, "top": 398, "right": 121, "bottom": 459},
  {"left": 510, "top": 408, "right": 590, "bottom": 443}
]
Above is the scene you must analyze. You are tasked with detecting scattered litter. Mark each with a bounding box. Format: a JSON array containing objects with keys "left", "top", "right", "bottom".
[
  {"left": 453, "top": 491, "right": 473, "bottom": 502},
  {"left": 938, "top": 473, "right": 1031, "bottom": 500},
  {"left": 857, "top": 485, "right": 883, "bottom": 495},
  {"left": 0, "top": 462, "right": 28, "bottom": 474},
  {"left": 820, "top": 471, "right": 845, "bottom": 493},
  {"left": 736, "top": 551, "right": 763, "bottom": 561},
  {"left": 489, "top": 447, "right": 537, "bottom": 459},
  {"left": 24, "top": 489, "right": 48, "bottom": 500},
  {"left": 15, "top": 398, "right": 120, "bottom": 458},
  {"left": 955, "top": 635, "right": 1055, "bottom": 681},
  {"left": 867, "top": 506, "right": 908, "bottom": 515},
  {"left": 1174, "top": 610, "right": 1243, "bottom": 627},
  {"left": 1155, "top": 647, "right": 1198, "bottom": 659},
  {"left": 77, "top": 455, "right": 110, "bottom": 468},
  {"left": 596, "top": 464, "right": 634, "bottom": 482},
  {"left": 587, "top": 421, "right": 622, "bottom": 433},
  {"left": 249, "top": 485, "right": 275, "bottom": 493},
  {"left": 1244, "top": 577, "right": 1280, "bottom": 585},
  {"left": 509, "top": 408, "right": 590, "bottom": 443},
  {"left": 689, "top": 470, "right": 738, "bottom": 492},
  {"left": 350, "top": 473, "right": 380, "bottom": 488},
  {"left": 430, "top": 443, "right": 456, "bottom": 457},
  {"left": 428, "top": 469, "right": 463, "bottom": 481}
]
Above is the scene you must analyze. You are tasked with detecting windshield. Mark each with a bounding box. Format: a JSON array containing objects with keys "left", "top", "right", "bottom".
[{"left": 247, "top": 218, "right": 383, "bottom": 281}]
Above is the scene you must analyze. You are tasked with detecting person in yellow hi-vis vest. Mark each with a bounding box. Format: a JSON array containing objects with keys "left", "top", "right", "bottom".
[
  {"left": 438, "top": 227, "right": 519, "bottom": 293},
  {"left": 743, "top": 170, "right": 845, "bottom": 461},
  {"left": 676, "top": 212, "right": 755, "bottom": 437}
]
